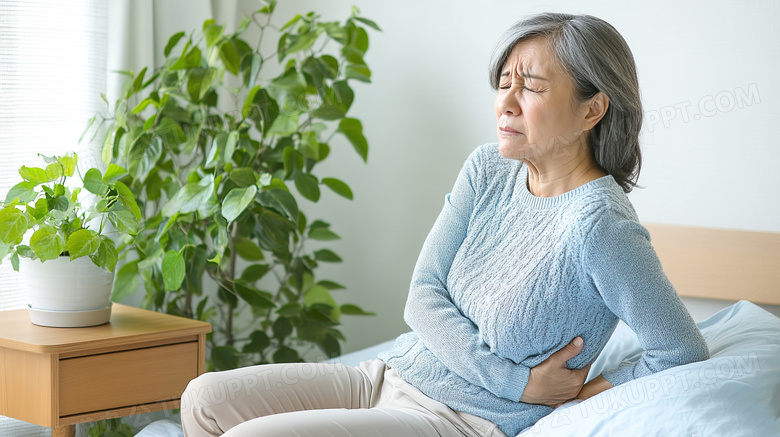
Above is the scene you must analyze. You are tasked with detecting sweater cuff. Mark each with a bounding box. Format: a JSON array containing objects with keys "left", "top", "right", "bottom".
[
  {"left": 601, "top": 363, "right": 634, "bottom": 387},
  {"left": 497, "top": 364, "right": 531, "bottom": 402}
]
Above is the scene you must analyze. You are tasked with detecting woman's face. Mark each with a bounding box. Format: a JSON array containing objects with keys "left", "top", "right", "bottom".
[{"left": 494, "top": 38, "right": 589, "bottom": 162}]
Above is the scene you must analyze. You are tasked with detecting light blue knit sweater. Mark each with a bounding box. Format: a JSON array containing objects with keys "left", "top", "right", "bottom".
[{"left": 378, "top": 143, "right": 710, "bottom": 436}]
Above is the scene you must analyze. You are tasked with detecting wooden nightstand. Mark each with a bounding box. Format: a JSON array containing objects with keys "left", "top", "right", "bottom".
[{"left": 0, "top": 304, "right": 211, "bottom": 437}]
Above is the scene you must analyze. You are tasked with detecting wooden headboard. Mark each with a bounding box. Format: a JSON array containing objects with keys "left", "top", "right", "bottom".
[{"left": 644, "top": 224, "right": 780, "bottom": 306}]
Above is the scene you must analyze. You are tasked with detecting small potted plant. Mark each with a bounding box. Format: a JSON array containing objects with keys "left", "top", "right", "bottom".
[{"left": 0, "top": 152, "right": 140, "bottom": 327}]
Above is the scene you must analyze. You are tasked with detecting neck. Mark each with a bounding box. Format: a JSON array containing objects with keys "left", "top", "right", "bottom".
[{"left": 522, "top": 141, "right": 606, "bottom": 197}]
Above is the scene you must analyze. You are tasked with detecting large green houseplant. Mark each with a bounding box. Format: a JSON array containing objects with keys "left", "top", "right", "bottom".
[{"left": 92, "top": 1, "right": 378, "bottom": 369}]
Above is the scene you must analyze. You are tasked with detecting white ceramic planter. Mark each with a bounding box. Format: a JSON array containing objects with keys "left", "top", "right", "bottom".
[{"left": 21, "top": 256, "right": 114, "bottom": 327}]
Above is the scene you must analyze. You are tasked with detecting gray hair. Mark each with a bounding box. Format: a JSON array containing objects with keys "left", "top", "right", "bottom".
[{"left": 489, "top": 13, "right": 642, "bottom": 193}]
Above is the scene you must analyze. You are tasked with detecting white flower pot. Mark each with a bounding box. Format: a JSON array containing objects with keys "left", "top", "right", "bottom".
[{"left": 21, "top": 256, "right": 114, "bottom": 327}]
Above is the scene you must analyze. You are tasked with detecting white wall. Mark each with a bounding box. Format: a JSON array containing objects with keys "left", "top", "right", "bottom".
[{"left": 244, "top": 0, "right": 780, "bottom": 353}]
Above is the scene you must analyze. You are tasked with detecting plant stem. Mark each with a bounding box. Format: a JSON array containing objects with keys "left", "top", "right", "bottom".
[{"left": 225, "top": 221, "right": 239, "bottom": 346}]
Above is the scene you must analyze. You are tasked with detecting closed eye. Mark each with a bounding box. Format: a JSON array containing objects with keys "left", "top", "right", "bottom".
[{"left": 499, "top": 83, "right": 541, "bottom": 93}]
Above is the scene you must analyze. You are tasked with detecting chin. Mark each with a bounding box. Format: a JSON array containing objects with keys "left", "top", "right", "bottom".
[{"left": 497, "top": 140, "right": 523, "bottom": 161}]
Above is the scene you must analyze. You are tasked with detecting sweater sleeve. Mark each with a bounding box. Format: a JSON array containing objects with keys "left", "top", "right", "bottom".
[
  {"left": 403, "top": 146, "right": 531, "bottom": 402},
  {"left": 584, "top": 213, "right": 710, "bottom": 387}
]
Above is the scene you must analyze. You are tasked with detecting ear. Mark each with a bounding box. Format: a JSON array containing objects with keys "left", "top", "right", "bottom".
[{"left": 581, "top": 92, "right": 609, "bottom": 131}]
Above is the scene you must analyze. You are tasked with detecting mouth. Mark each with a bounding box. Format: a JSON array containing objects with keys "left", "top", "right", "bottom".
[{"left": 499, "top": 126, "right": 522, "bottom": 135}]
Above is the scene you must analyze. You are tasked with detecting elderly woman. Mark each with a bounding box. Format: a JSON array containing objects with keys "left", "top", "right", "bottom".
[{"left": 181, "top": 12, "right": 709, "bottom": 437}]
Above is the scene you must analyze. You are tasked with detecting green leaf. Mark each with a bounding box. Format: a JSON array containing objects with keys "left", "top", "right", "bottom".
[
  {"left": 229, "top": 168, "right": 257, "bottom": 187},
  {"left": 310, "top": 104, "right": 346, "bottom": 120},
  {"left": 235, "top": 238, "right": 265, "bottom": 261},
  {"left": 4, "top": 181, "right": 38, "bottom": 204},
  {"left": 66, "top": 229, "right": 101, "bottom": 260},
  {"left": 282, "top": 147, "right": 301, "bottom": 179},
  {"left": 247, "top": 53, "right": 262, "bottom": 88},
  {"left": 83, "top": 168, "right": 105, "bottom": 194},
  {"left": 234, "top": 280, "right": 275, "bottom": 308},
  {"left": 294, "top": 174, "right": 320, "bottom": 202},
  {"left": 243, "top": 330, "right": 270, "bottom": 353},
  {"left": 224, "top": 131, "right": 238, "bottom": 162},
  {"left": 219, "top": 40, "right": 240, "bottom": 75},
  {"left": 304, "top": 285, "right": 337, "bottom": 308},
  {"left": 211, "top": 346, "right": 239, "bottom": 370},
  {"left": 337, "top": 118, "right": 368, "bottom": 162},
  {"left": 91, "top": 236, "right": 118, "bottom": 272},
  {"left": 331, "top": 80, "right": 354, "bottom": 112},
  {"left": 10, "top": 251, "right": 19, "bottom": 271},
  {"left": 314, "top": 249, "right": 342, "bottom": 263},
  {"left": 345, "top": 63, "right": 371, "bottom": 83},
  {"left": 128, "top": 134, "right": 163, "bottom": 184},
  {"left": 101, "top": 124, "right": 116, "bottom": 164},
  {"left": 321, "top": 177, "right": 353, "bottom": 200},
  {"left": 132, "top": 67, "right": 148, "bottom": 94},
  {"left": 14, "top": 244, "right": 35, "bottom": 260},
  {"left": 276, "top": 302, "right": 302, "bottom": 317},
  {"left": 317, "top": 280, "right": 346, "bottom": 290},
  {"left": 0, "top": 207, "right": 29, "bottom": 245},
  {"left": 354, "top": 16, "right": 382, "bottom": 31},
  {"left": 154, "top": 117, "right": 186, "bottom": 146},
  {"left": 170, "top": 46, "right": 201, "bottom": 71},
  {"left": 162, "top": 174, "right": 215, "bottom": 217},
  {"left": 45, "top": 163, "right": 65, "bottom": 183},
  {"left": 143, "top": 113, "right": 157, "bottom": 131},
  {"left": 162, "top": 250, "right": 186, "bottom": 291},
  {"left": 164, "top": 31, "right": 186, "bottom": 57},
  {"left": 108, "top": 204, "right": 138, "bottom": 235},
  {"left": 47, "top": 195, "right": 69, "bottom": 212},
  {"left": 217, "top": 284, "right": 238, "bottom": 307},
  {"left": 27, "top": 198, "right": 48, "bottom": 221},
  {"left": 341, "top": 304, "right": 375, "bottom": 316},
  {"left": 19, "top": 166, "right": 49, "bottom": 184},
  {"left": 267, "top": 112, "right": 299, "bottom": 137},
  {"left": 103, "top": 163, "right": 128, "bottom": 184},
  {"left": 130, "top": 97, "right": 157, "bottom": 115},
  {"left": 114, "top": 181, "right": 142, "bottom": 222},
  {"left": 30, "top": 224, "right": 65, "bottom": 261},
  {"left": 304, "top": 285, "right": 340, "bottom": 322},
  {"left": 241, "top": 263, "right": 270, "bottom": 282},
  {"left": 308, "top": 227, "right": 340, "bottom": 241},
  {"left": 281, "top": 14, "right": 302, "bottom": 31},
  {"left": 256, "top": 189, "right": 299, "bottom": 222},
  {"left": 204, "top": 23, "right": 225, "bottom": 47},
  {"left": 187, "top": 67, "right": 216, "bottom": 103},
  {"left": 242, "top": 86, "right": 279, "bottom": 132},
  {"left": 221, "top": 185, "right": 258, "bottom": 223},
  {"left": 204, "top": 134, "right": 223, "bottom": 169},
  {"left": 284, "top": 31, "right": 320, "bottom": 56},
  {"left": 272, "top": 316, "right": 293, "bottom": 339},
  {"left": 273, "top": 346, "right": 300, "bottom": 363}
]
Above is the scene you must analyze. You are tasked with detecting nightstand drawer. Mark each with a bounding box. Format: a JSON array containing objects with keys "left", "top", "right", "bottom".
[{"left": 58, "top": 342, "right": 198, "bottom": 417}]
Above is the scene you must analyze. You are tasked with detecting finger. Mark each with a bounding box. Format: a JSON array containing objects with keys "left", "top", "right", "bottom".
[{"left": 551, "top": 337, "right": 584, "bottom": 363}]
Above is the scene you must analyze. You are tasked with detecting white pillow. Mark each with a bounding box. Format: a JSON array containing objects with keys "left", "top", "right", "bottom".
[{"left": 518, "top": 300, "right": 780, "bottom": 437}]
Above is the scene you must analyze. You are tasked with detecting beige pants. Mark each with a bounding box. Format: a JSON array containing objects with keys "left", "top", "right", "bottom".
[{"left": 180, "top": 358, "right": 507, "bottom": 437}]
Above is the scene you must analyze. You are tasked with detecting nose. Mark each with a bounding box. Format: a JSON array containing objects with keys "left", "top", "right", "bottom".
[{"left": 496, "top": 89, "right": 520, "bottom": 117}]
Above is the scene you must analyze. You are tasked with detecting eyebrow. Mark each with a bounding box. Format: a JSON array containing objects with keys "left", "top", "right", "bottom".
[{"left": 500, "top": 71, "right": 548, "bottom": 81}]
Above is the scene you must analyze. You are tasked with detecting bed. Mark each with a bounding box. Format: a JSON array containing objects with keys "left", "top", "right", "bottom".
[{"left": 137, "top": 224, "right": 780, "bottom": 437}]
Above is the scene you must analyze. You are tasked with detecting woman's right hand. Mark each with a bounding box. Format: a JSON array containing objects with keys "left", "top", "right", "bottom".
[{"left": 519, "top": 337, "right": 591, "bottom": 407}]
